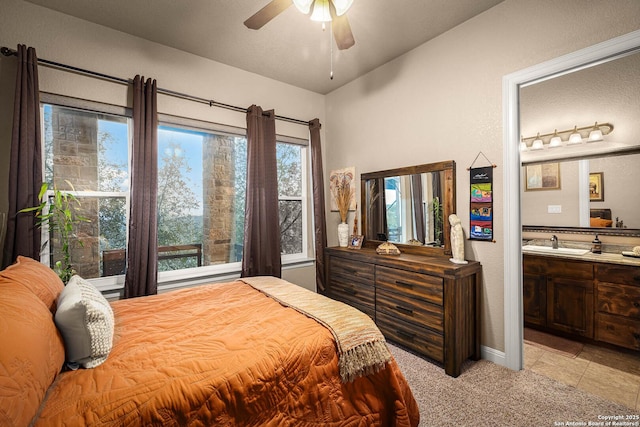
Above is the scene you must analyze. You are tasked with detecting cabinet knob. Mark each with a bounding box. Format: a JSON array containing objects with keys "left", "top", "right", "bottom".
[
  {"left": 633, "top": 333, "right": 640, "bottom": 341},
  {"left": 634, "top": 302, "right": 640, "bottom": 308}
]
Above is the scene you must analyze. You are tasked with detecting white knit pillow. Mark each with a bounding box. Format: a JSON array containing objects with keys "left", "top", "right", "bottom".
[{"left": 55, "top": 275, "right": 114, "bottom": 368}]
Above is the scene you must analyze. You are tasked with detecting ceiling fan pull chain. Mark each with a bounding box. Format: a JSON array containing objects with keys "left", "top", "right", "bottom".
[{"left": 330, "top": 21, "right": 334, "bottom": 80}]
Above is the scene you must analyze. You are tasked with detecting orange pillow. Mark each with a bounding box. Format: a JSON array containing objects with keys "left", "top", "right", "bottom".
[
  {"left": 0, "top": 279, "right": 65, "bottom": 426},
  {"left": 590, "top": 217, "right": 613, "bottom": 227},
  {"left": 0, "top": 256, "right": 65, "bottom": 313}
]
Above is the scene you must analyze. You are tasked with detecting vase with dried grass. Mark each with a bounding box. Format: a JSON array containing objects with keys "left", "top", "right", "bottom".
[{"left": 332, "top": 173, "right": 354, "bottom": 247}]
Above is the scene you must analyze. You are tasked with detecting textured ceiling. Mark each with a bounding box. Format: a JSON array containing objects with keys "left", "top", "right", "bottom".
[{"left": 24, "top": 0, "right": 504, "bottom": 94}]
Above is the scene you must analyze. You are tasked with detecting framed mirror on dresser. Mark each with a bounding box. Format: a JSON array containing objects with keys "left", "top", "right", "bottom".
[{"left": 360, "top": 160, "right": 456, "bottom": 256}]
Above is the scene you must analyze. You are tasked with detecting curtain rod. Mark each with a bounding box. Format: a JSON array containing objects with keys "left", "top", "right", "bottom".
[{"left": 0, "top": 46, "right": 310, "bottom": 126}]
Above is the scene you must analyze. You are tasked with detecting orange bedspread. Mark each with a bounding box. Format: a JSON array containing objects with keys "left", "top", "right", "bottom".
[{"left": 35, "top": 280, "right": 419, "bottom": 426}]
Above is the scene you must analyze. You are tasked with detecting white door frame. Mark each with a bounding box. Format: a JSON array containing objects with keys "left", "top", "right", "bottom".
[{"left": 502, "top": 29, "right": 640, "bottom": 371}]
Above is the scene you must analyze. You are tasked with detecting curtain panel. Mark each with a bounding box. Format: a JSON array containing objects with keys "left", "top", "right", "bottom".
[
  {"left": 241, "top": 105, "right": 281, "bottom": 278},
  {"left": 2, "top": 45, "right": 42, "bottom": 269},
  {"left": 309, "top": 119, "right": 327, "bottom": 292},
  {"left": 124, "top": 75, "right": 158, "bottom": 298}
]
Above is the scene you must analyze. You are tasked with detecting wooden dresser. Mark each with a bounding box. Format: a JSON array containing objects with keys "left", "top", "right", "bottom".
[{"left": 324, "top": 246, "right": 482, "bottom": 377}]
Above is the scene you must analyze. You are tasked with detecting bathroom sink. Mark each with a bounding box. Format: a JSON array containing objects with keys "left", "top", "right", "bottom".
[{"left": 522, "top": 245, "right": 590, "bottom": 256}]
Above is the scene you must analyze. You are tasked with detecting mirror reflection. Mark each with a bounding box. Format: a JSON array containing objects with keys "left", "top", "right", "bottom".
[
  {"left": 520, "top": 49, "right": 640, "bottom": 234},
  {"left": 521, "top": 154, "right": 640, "bottom": 229},
  {"left": 365, "top": 172, "right": 445, "bottom": 246},
  {"left": 361, "top": 160, "right": 455, "bottom": 256}
]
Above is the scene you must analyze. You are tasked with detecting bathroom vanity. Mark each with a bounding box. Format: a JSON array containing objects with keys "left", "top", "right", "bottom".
[{"left": 523, "top": 250, "right": 640, "bottom": 351}]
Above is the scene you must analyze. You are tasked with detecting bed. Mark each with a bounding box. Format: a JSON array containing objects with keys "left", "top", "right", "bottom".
[{"left": 0, "top": 256, "right": 419, "bottom": 426}]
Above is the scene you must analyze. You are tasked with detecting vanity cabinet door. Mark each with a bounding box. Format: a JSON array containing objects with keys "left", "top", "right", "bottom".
[
  {"left": 546, "top": 277, "right": 594, "bottom": 338},
  {"left": 523, "top": 273, "right": 547, "bottom": 327}
]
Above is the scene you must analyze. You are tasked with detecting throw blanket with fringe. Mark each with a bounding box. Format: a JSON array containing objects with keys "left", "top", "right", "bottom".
[{"left": 240, "top": 276, "right": 391, "bottom": 383}]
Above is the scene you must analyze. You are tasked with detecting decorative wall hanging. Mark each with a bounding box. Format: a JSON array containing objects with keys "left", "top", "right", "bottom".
[{"left": 468, "top": 152, "right": 496, "bottom": 242}]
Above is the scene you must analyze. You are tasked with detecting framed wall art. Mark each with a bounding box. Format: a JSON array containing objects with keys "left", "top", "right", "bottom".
[
  {"left": 589, "top": 172, "right": 604, "bottom": 201},
  {"left": 525, "top": 163, "right": 561, "bottom": 191}
]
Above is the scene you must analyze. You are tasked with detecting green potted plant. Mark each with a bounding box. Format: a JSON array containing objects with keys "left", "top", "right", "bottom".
[{"left": 20, "top": 181, "right": 90, "bottom": 284}]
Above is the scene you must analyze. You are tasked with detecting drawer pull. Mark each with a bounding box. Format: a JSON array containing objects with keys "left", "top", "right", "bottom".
[
  {"left": 343, "top": 288, "right": 357, "bottom": 296},
  {"left": 634, "top": 302, "right": 640, "bottom": 308},
  {"left": 396, "top": 305, "right": 414, "bottom": 315},
  {"left": 396, "top": 330, "right": 416, "bottom": 341},
  {"left": 634, "top": 275, "right": 640, "bottom": 283},
  {"left": 633, "top": 333, "right": 640, "bottom": 341},
  {"left": 395, "top": 280, "right": 414, "bottom": 289}
]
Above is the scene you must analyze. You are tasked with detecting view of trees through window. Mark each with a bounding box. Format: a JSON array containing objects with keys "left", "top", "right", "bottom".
[{"left": 42, "top": 104, "right": 307, "bottom": 279}]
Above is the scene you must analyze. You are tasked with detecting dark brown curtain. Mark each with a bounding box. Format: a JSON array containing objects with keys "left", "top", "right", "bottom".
[
  {"left": 2, "top": 45, "right": 42, "bottom": 269},
  {"left": 366, "top": 178, "right": 387, "bottom": 240},
  {"left": 309, "top": 119, "right": 327, "bottom": 292},
  {"left": 411, "top": 174, "right": 425, "bottom": 243},
  {"left": 124, "top": 75, "right": 158, "bottom": 298},
  {"left": 241, "top": 105, "right": 281, "bottom": 278}
]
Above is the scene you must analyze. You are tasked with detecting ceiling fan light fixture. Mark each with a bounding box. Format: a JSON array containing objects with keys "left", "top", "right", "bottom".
[
  {"left": 309, "top": 0, "right": 332, "bottom": 22},
  {"left": 292, "top": 0, "right": 314, "bottom": 14},
  {"left": 331, "top": 0, "right": 354, "bottom": 16}
]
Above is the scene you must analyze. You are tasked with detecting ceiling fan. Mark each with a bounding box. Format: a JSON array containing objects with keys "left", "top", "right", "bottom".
[{"left": 244, "top": 0, "right": 356, "bottom": 50}]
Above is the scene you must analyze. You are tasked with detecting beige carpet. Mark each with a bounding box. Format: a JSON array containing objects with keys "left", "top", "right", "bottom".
[
  {"left": 388, "top": 343, "right": 633, "bottom": 427},
  {"left": 524, "top": 327, "right": 584, "bottom": 358}
]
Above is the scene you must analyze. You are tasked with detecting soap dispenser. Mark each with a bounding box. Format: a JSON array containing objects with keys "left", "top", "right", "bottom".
[{"left": 591, "top": 234, "right": 602, "bottom": 254}]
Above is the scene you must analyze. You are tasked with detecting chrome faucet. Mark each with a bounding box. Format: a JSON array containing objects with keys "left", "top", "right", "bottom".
[{"left": 550, "top": 235, "right": 558, "bottom": 249}]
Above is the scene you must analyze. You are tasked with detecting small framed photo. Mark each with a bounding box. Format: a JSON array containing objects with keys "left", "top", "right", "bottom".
[
  {"left": 348, "top": 235, "right": 364, "bottom": 249},
  {"left": 589, "top": 172, "right": 604, "bottom": 201},
  {"left": 525, "top": 162, "right": 561, "bottom": 191}
]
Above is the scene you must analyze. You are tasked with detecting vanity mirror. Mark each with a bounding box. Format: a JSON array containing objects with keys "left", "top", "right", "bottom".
[
  {"left": 361, "top": 160, "right": 456, "bottom": 256},
  {"left": 520, "top": 48, "right": 640, "bottom": 238}
]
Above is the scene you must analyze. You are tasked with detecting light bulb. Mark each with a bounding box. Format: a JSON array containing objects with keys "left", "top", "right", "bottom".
[
  {"left": 568, "top": 126, "right": 583, "bottom": 144},
  {"left": 549, "top": 129, "right": 562, "bottom": 148},
  {"left": 588, "top": 122, "right": 603, "bottom": 142},
  {"left": 310, "top": 0, "right": 332, "bottom": 22},
  {"left": 531, "top": 133, "right": 544, "bottom": 150}
]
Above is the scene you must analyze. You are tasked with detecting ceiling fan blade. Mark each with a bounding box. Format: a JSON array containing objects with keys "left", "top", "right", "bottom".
[
  {"left": 331, "top": 13, "right": 355, "bottom": 50},
  {"left": 244, "top": 0, "right": 293, "bottom": 30}
]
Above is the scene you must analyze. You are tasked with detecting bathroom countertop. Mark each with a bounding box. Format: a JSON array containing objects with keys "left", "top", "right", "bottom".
[{"left": 522, "top": 248, "right": 640, "bottom": 267}]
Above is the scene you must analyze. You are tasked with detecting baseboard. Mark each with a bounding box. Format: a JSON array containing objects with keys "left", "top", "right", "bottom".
[{"left": 481, "top": 345, "right": 508, "bottom": 368}]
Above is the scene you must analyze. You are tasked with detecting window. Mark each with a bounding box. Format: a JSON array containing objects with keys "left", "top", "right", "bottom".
[
  {"left": 41, "top": 100, "right": 311, "bottom": 283},
  {"left": 156, "top": 124, "right": 309, "bottom": 273}
]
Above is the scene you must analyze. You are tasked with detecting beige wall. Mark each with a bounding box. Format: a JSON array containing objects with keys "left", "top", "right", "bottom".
[
  {"left": 324, "top": 0, "right": 640, "bottom": 352},
  {"left": 2, "top": 0, "right": 640, "bottom": 355},
  {"left": 0, "top": 0, "right": 326, "bottom": 289}
]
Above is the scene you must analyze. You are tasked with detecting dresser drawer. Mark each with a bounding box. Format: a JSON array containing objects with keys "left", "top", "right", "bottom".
[
  {"left": 376, "top": 288, "right": 443, "bottom": 333},
  {"left": 596, "top": 264, "right": 640, "bottom": 286},
  {"left": 597, "top": 282, "right": 640, "bottom": 319},
  {"left": 377, "top": 311, "right": 444, "bottom": 363},
  {"left": 331, "top": 256, "right": 374, "bottom": 283},
  {"left": 595, "top": 312, "right": 640, "bottom": 351},
  {"left": 375, "top": 265, "right": 443, "bottom": 306},
  {"left": 328, "top": 274, "right": 375, "bottom": 317}
]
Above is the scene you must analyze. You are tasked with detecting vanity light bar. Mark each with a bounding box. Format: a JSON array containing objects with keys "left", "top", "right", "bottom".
[{"left": 520, "top": 122, "right": 613, "bottom": 151}]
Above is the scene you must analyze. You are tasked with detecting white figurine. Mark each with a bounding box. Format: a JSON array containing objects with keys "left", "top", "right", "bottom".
[{"left": 449, "top": 214, "right": 468, "bottom": 264}]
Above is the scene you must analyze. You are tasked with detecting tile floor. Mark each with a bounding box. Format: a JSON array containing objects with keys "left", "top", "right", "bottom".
[{"left": 525, "top": 340, "right": 640, "bottom": 411}]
